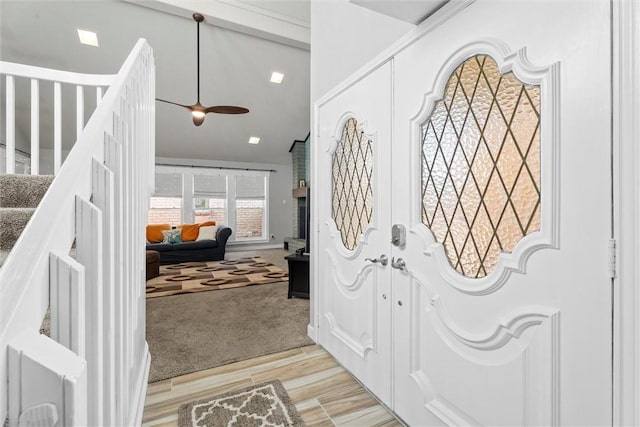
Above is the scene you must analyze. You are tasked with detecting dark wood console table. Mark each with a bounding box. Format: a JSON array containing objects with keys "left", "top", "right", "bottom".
[{"left": 285, "top": 253, "right": 309, "bottom": 299}]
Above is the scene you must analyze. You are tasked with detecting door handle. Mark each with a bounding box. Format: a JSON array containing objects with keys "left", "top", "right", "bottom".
[
  {"left": 391, "top": 257, "right": 407, "bottom": 272},
  {"left": 365, "top": 254, "right": 388, "bottom": 266}
]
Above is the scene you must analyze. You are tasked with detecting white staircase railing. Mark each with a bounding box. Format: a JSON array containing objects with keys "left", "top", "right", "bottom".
[
  {"left": 0, "top": 60, "right": 115, "bottom": 176},
  {"left": 0, "top": 39, "right": 155, "bottom": 426}
]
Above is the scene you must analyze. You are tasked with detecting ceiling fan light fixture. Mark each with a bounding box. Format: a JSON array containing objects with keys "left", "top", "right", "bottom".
[{"left": 191, "top": 110, "right": 206, "bottom": 126}]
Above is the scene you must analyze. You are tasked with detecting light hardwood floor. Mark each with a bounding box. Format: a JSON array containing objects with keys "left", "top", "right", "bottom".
[{"left": 142, "top": 344, "right": 402, "bottom": 426}]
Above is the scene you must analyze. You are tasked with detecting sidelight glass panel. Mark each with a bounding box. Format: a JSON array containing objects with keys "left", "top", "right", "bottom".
[
  {"left": 332, "top": 118, "right": 373, "bottom": 251},
  {"left": 421, "top": 54, "right": 541, "bottom": 278}
]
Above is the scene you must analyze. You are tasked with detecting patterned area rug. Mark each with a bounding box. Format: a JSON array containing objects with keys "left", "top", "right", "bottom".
[
  {"left": 178, "top": 380, "right": 305, "bottom": 427},
  {"left": 146, "top": 257, "right": 288, "bottom": 298}
]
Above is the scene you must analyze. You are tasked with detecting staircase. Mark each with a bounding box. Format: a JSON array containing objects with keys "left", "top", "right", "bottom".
[
  {"left": 0, "top": 174, "right": 54, "bottom": 266},
  {"left": 0, "top": 39, "right": 155, "bottom": 426}
]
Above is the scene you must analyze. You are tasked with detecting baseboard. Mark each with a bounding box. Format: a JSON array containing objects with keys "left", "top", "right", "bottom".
[
  {"left": 307, "top": 324, "right": 317, "bottom": 343},
  {"left": 226, "top": 243, "right": 285, "bottom": 252},
  {"left": 129, "top": 342, "right": 151, "bottom": 426}
]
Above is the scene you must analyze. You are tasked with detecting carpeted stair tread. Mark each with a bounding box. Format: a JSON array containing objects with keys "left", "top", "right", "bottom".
[
  {"left": 0, "top": 173, "right": 54, "bottom": 208},
  {"left": 0, "top": 249, "right": 8, "bottom": 268},
  {"left": 0, "top": 207, "right": 35, "bottom": 250},
  {"left": 40, "top": 308, "right": 50, "bottom": 337}
]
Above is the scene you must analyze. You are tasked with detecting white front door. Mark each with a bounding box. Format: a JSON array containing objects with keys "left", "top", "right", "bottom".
[
  {"left": 316, "top": 1, "right": 612, "bottom": 425},
  {"left": 391, "top": 1, "right": 611, "bottom": 425},
  {"left": 316, "top": 61, "right": 393, "bottom": 405}
]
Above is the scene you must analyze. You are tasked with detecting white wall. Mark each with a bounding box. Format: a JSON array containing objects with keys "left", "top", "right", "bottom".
[
  {"left": 155, "top": 156, "right": 292, "bottom": 250},
  {"left": 39, "top": 148, "right": 70, "bottom": 175},
  {"left": 310, "top": 0, "right": 414, "bottom": 103}
]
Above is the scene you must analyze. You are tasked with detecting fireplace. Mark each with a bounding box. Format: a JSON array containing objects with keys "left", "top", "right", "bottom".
[
  {"left": 287, "top": 186, "right": 308, "bottom": 253},
  {"left": 298, "top": 198, "right": 307, "bottom": 239},
  {"left": 285, "top": 135, "right": 310, "bottom": 253}
]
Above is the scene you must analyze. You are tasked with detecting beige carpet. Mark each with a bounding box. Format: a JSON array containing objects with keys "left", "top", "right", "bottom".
[
  {"left": 146, "top": 249, "right": 313, "bottom": 383},
  {"left": 178, "top": 380, "right": 305, "bottom": 427},
  {"left": 146, "top": 256, "right": 288, "bottom": 298}
]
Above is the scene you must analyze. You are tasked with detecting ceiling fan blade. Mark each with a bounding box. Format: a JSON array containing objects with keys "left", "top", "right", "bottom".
[
  {"left": 205, "top": 105, "right": 250, "bottom": 114},
  {"left": 156, "top": 98, "right": 193, "bottom": 109}
]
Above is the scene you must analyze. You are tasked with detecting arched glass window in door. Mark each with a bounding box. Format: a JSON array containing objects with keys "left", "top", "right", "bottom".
[
  {"left": 332, "top": 118, "right": 374, "bottom": 251},
  {"left": 421, "top": 54, "right": 541, "bottom": 278}
]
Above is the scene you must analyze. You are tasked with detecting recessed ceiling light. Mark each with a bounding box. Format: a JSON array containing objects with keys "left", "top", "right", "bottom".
[
  {"left": 270, "top": 72, "right": 284, "bottom": 84},
  {"left": 248, "top": 137, "right": 261, "bottom": 145},
  {"left": 77, "top": 29, "right": 99, "bottom": 47}
]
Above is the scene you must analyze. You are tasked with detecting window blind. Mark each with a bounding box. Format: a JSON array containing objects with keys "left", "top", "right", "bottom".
[
  {"left": 154, "top": 172, "right": 182, "bottom": 197},
  {"left": 236, "top": 175, "right": 265, "bottom": 199},
  {"left": 193, "top": 174, "right": 226, "bottom": 198}
]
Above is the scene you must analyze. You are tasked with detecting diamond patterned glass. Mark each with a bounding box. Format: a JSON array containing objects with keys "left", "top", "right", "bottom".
[
  {"left": 421, "top": 54, "right": 541, "bottom": 278},
  {"left": 332, "top": 118, "right": 374, "bottom": 251}
]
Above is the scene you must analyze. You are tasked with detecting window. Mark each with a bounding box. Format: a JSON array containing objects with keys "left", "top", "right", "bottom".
[
  {"left": 194, "top": 198, "right": 226, "bottom": 224},
  {"left": 193, "top": 174, "right": 227, "bottom": 224},
  {"left": 0, "top": 144, "right": 31, "bottom": 174},
  {"left": 148, "top": 172, "right": 182, "bottom": 226},
  {"left": 149, "top": 167, "right": 270, "bottom": 242},
  {"left": 235, "top": 175, "right": 267, "bottom": 240}
]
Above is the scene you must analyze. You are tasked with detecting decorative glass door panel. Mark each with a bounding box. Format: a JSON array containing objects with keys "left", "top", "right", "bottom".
[
  {"left": 332, "top": 118, "right": 374, "bottom": 251},
  {"left": 421, "top": 54, "right": 541, "bottom": 278}
]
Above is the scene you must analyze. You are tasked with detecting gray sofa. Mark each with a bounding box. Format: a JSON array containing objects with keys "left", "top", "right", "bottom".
[{"left": 146, "top": 225, "right": 232, "bottom": 265}]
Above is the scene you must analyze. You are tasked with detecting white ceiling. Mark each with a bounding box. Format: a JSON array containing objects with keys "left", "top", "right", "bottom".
[
  {"left": 0, "top": 0, "right": 311, "bottom": 165},
  {"left": 351, "top": 0, "right": 448, "bottom": 24}
]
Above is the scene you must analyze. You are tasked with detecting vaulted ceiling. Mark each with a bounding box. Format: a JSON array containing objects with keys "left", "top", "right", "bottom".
[
  {"left": 0, "top": 0, "right": 446, "bottom": 166},
  {"left": 0, "top": 0, "right": 310, "bottom": 165}
]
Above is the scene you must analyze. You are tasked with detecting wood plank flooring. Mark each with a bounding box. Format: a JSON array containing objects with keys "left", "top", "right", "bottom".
[{"left": 142, "top": 345, "right": 402, "bottom": 426}]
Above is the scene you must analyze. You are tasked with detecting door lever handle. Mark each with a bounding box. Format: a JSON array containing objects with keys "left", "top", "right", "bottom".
[
  {"left": 391, "top": 257, "right": 407, "bottom": 272},
  {"left": 365, "top": 254, "right": 388, "bottom": 266}
]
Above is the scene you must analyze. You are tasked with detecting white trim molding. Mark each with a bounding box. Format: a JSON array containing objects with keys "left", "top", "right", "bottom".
[{"left": 613, "top": 0, "right": 640, "bottom": 424}]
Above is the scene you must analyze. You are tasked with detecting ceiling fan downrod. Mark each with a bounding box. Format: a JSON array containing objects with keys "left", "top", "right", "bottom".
[
  {"left": 156, "top": 11, "right": 249, "bottom": 127},
  {"left": 192, "top": 12, "right": 205, "bottom": 126}
]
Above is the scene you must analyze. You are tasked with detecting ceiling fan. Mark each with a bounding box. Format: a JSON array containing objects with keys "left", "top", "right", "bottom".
[{"left": 156, "top": 12, "right": 249, "bottom": 126}]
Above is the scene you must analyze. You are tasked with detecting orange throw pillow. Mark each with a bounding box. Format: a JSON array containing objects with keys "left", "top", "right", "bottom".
[
  {"left": 178, "top": 221, "right": 216, "bottom": 241},
  {"left": 178, "top": 223, "right": 200, "bottom": 241},
  {"left": 147, "top": 224, "right": 170, "bottom": 243}
]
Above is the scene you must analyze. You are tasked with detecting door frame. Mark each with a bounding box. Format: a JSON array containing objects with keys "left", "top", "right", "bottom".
[
  {"left": 613, "top": 0, "right": 640, "bottom": 425},
  {"left": 310, "top": 0, "right": 640, "bottom": 424}
]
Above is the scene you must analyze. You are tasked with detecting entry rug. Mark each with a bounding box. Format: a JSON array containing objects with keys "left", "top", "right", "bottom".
[
  {"left": 146, "top": 257, "right": 288, "bottom": 298},
  {"left": 178, "top": 380, "right": 305, "bottom": 427}
]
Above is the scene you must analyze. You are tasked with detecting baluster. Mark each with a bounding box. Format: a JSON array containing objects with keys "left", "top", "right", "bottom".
[
  {"left": 8, "top": 333, "right": 87, "bottom": 427},
  {"left": 5, "top": 75, "right": 15, "bottom": 174},
  {"left": 30, "top": 79, "right": 39, "bottom": 175},
  {"left": 75, "top": 196, "right": 104, "bottom": 425},
  {"left": 92, "top": 159, "right": 116, "bottom": 425},
  {"left": 50, "top": 253, "right": 86, "bottom": 357},
  {"left": 96, "top": 86, "right": 103, "bottom": 105},
  {"left": 76, "top": 85, "right": 84, "bottom": 141},
  {"left": 54, "top": 82, "right": 62, "bottom": 174},
  {"left": 104, "top": 131, "right": 125, "bottom": 424}
]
